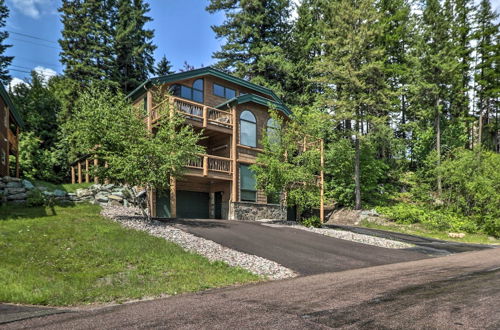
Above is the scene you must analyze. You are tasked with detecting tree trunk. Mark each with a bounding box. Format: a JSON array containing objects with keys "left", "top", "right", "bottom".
[
  {"left": 436, "top": 98, "right": 442, "bottom": 196},
  {"left": 354, "top": 119, "right": 361, "bottom": 210}
]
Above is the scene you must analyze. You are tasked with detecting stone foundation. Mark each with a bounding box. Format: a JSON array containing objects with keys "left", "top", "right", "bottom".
[{"left": 230, "top": 201, "right": 286, "bottom": 221}]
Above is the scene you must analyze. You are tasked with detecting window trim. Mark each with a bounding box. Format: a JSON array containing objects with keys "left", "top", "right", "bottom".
[
  {"left": 213, "top": 83, "right": 236, "bottom": 99},
  {"left": 240, "top": 110, "right": 257, "bottom": 148}
]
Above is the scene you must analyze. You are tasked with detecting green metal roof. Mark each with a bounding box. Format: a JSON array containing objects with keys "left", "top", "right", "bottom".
[
  {"left": 215, "top": 94, "right": 292, "bottom": 117},
  {"left": 127, "top": 67, "right": 288, "bottom": 111},
  {"left": 0, "top": 84, "right": 24, "bottom": 129}
]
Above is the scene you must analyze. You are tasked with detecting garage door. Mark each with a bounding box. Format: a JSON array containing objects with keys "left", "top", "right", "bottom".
[{"left": 177, "top": 190, "right": 209, "bottom": 219}]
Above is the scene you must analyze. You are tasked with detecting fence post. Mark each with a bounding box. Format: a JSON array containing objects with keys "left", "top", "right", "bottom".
[{"left": 203, "top": 156, "right": 208, "bottom": 177}]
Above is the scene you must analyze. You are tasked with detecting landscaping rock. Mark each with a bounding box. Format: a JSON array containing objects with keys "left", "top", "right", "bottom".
[
  {"left": 95, "top": 193, "right": 109, "bottom": 203},
  {"left": 7, "top": 192, "right": 28, "bottom": 200},
  {"left": 108, "top": 194, "right": 123, "bottom": 202},
  {"left": 102, "top": 184, "right": 115, "bottom": 191},
  {"left": 0, "top": 181, "right": 5, "bottom": 189},
  {"left": 37, "top": 186, "right": 48, "bottom": 191},
  {"left": 448, "top": 232, "right": 466, "bottom": 238},
  {"left": 2, "top": 176, "right": 21, "bottom": 183},
  {"left": 76, "top": 189, "right": 93, "bottom": 198},
  {"left": 53, "top": 189, "right": 67, "bottom": 197},
  {"left": 6, "top": 187, "right": 26, "bottom": 195},
  {"left": 6, "top": 181, "right": 22, "bottom": 188},
  {"left": 22, "top": 180, "right": 35, "bottom": 190}
]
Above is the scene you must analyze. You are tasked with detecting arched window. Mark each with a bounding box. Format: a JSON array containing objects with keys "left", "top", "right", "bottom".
[
  {"left": 240, "top": 110, "right": 257, "bottom": 147},
  {"left": 192, "top": 79, "right": 204, "bottom": 103},
  {"left": 266, "top": 118, "right": 280, "bottom": 145},
  {"left": 171, "top": 78, "right": 204, "bottom": 103}
]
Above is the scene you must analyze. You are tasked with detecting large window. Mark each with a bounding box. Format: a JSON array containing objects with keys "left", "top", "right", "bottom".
[
  {"left": 172, "top": 79, "right": 204, "bottom": 103},
  {"left": 240, "top": 164, "right": 257, "bottom": 202},
  {"left": 266, "top": 118, "right": 280, "bottom": 145},
  {"left": 240, "top": 110, "right": 257, "bottom": 147},
  {"left": 213, "top": 83, "right": 236, "bottom": 99}
]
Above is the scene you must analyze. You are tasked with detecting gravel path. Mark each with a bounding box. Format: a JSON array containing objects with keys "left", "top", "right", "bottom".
[
  {"left": 101, "top": 206, "right": 297, "bottom": 280},
  {"left": 260, "top": 221, "right": 414, "bottom": 249}
]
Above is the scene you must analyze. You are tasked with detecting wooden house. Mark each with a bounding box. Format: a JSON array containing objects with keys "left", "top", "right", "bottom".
[
  {"left": 0, "top": 84, "right": 23, "bottom": 177},
  {"left": 128, "top": 67, "right": 306, "bottom": 220}
]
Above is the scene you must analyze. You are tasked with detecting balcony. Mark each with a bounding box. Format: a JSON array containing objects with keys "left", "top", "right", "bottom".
[
  {"left": 151, "top": 96, "right": 233, "bottom": 133},
  {"left": 184, "top": 154, "right": 232, "bottom": 181}
]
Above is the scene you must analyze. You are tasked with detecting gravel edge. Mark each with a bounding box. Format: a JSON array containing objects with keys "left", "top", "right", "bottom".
[
  {"left": 260, "top": 221, "right": 414, "bottom": 249},
  {"left": 101, "top": 206, "right": 297, "bottom": 280}
]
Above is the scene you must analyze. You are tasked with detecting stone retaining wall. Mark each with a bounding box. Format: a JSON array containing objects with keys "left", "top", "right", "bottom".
[{"left": 230, "top": 201, "right": 286, "bottom": 221}]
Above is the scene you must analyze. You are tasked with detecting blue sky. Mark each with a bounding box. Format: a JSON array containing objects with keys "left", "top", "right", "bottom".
[
  {"left": 5, "top": 0, "right": 225, "bottom": 85},
  {"left": 4, "top": 0, "right": 500, "bottom": 87}
]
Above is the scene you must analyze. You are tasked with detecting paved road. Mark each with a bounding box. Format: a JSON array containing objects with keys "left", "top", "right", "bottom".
[
  {"left": 171, "top": 219, "right": 428, "bottom": 275},
  {"left": 325, "top": 224, "right": 495, "bottom": 254},
  {"left": 4, "top": 248, "right": 499, "bottom": 329}
]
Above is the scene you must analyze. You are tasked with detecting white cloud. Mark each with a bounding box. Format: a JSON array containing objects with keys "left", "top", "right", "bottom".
[
  {"left": 8, "top": 77, "right": 27, "bottom": 90},
  {"left": 34, "top": 66, "right": 57, "bottom": 82},
  {"left": 8, "top": 0, "right": 56, "bottom": 19}
]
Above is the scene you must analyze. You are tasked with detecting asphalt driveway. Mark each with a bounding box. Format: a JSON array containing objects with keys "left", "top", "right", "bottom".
[{"left": 170, "top": 219, "right": 429, "bottom": 275}]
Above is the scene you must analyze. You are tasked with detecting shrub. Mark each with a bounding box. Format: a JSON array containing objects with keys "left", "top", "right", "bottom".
[
  {"left": 301, "top": 216, "right": 322, "bottom": 228},
  {"left": 26, "top": 189, "right": 46, "bottom": 207}
]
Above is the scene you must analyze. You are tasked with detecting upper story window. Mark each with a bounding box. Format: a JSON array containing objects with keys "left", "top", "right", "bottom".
[
  {"left": 266, "top": 118, "right": 280, "bottom": 145},
  {"left": 240, "top": 110, "right": 257, "bottom": 147},
  {"left": 213, "top": 83, "right": 236, "bottom": 99},
  {"left": 172, "top": 79, "right": 204, "bottom": 103}
]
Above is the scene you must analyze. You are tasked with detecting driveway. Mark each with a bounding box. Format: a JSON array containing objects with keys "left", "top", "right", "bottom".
[
  {"left": 4, "top": 248, "right": 499, "bottom": 329},
  {"left": 170, "top": 219, "right": 429, "bottom": 275}
]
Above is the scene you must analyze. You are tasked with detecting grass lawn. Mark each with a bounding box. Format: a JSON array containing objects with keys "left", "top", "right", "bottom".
[
  {"left": 360, "top": 220, "right": 500, "bottom": 245},
  {"left": 33, "top": 180, "right": 93, "bottom": 193},
  {"left": 0, "top": 204, "right": 259, "bottom": 306}
]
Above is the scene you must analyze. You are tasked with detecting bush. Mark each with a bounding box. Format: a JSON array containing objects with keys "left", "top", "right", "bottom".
[
  {"left": 26, "top": 189, "right": 46, "bottom": 207},
  {"left": 301, "top": 216, "right": 322, "bottom": 228}
]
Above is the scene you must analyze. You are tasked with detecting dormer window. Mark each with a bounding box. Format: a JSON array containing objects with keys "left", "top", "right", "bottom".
[
  {"left": 213, "top": 83, "right": 236, "bottom": 99},
  {"left": 172, "top": 78, "right": 204, "bottom": 103}
]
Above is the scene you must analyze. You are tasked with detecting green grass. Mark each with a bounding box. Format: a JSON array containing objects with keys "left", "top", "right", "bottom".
[
  {"left": 33, "top": 180, "right": 93, "bottom": 193},
  {"left": 0, "top": 204, "right": 259, "bottom": 306},
  {"left": 360, "top": 220, "right": 500, "bottom": 245}
]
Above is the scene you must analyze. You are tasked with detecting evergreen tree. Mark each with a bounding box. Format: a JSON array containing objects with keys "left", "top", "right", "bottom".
[
  {"left": 113, "top": 0, "right": 156, "bottom": 93},
  {"left": 155, "top": 55, "right": 174, "bottom": 76},
  {"left": 206, "top": 0, "right": 293, "bottom": 96},
  {"left": 0, "top": 0, "right": 12, "bottom": 85},
  {"left": 315, "top": 0, "right": 389, "bottom": 209},
  {"left": 473, "top": 0, "right": 499, "bottom": 150},
  {"left": 59, "top": 0, "right": 115, "bottom": 87}
]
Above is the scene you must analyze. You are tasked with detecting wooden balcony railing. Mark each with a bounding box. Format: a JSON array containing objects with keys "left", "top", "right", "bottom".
[
  {"left": 150, "top": 96, "right": 233, "bottom": 130},
  {"left": 185, "top": 154, "right": 232, "bottom": 176},
  {"left": 7, "top": 129, "right": 17, "bottom": 151}
]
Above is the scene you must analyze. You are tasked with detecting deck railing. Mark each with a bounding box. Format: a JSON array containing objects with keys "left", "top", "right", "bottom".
[
  {"left": 185, "top": 154, "right": 232, "bottom": 176},
  {"left": 150, "top": 96, "right": 233, "bottom": 130}
]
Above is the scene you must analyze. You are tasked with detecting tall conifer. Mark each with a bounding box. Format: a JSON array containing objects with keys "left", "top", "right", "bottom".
[{"left": 0, "top": 0, "right": 13, "bottom": 85}]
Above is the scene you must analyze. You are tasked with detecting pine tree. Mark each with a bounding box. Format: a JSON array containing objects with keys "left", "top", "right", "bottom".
[
  {"left": 155, "top": 55, "right": 174, "bottom": 76},
  {"left": 473, "top": 0, "right": 499, "bottom": 150},
  {"left": 206, "top": 0, "right": 293, "bottom": 96},
  {"left": 59, "top": 0, "right": 116, "bottom": 87},
  {"left": 0, "top": 0, "right": 13, "bottom": 85},
  {"left": 315, "top": 0, "right": 389, "bottom": 209},
  {"left": 113, "top": 0, "right": 156, "bottom": 93}
]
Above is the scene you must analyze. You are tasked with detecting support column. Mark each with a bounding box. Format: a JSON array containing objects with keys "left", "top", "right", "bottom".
[
  {"left": 15, "top": 127, "right": 19, "bottom": 178},
  {"left": 320, "top": 139, "right": 325, "bottom": 224},
  {"left": 231, "top": 106, "right": 238, "bottom": 203},
  {"left": 93, "top": 158, "right": 99, "bottom": 184},
  {"left": 170, "top": 177, "right": 176, "bottom": 218},
  {"left": 71, "top": 166, "right": 75, "bottom": 184},
  {"left": 104, "top": 162, "right": 109, "bottom": 184},
  {"left": 78, "top": 162, "right": 82, "bottom": 184},
  {"left": 85, "top": 159, "right": 90, "bottom": 183}
]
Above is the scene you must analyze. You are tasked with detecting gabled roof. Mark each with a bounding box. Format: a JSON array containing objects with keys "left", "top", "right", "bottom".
[
  {"left": 216, "top": 94, "right": 292, "bottom": 117},
  {"left": 0, "top": 84, "right": 24, "bottom": 129},
  {"left": 127, "top": 66, "right": 288, "bottom": 111}
]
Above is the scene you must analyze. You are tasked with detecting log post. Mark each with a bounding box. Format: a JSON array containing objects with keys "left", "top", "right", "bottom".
[
  {"left": 203, "top": 155, "right": 209, "bottom": 177},
  {"left": 71, "top": 166, "right": 75, "bottom": 184},
  {"left": 15, "top": 127, "right": 19, "bottom": 178},
  {"left": 93, "top": 158, "right": 99, "bottom": 184},
  {"left": 77, "top": 162, "right": 82, "bottom": 184},
  {"left": 320, "top": 139, "right": 325, "bottom": 224},
  {"left": 85, "top": 159, "right": 90, "bottom": 183},
  {"left": 170, "top": 177, "right": 177, "bottom": 218},
  {"left": 231, "top": 107, "right": 238, "bottom": 203},
  {"left": 104, "top": 162, "right": 109, "bottom": 184},
  {"left": 203, "top": 106, "right": 208, "bottom": 127}
]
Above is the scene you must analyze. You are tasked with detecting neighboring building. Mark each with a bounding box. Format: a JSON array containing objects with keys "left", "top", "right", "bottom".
[
  {"left": 128, "top": 67, "right": 294, "bottom": 220},
  {"left": 0, "top": 84, "right": 23, "bottom": 177}
]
